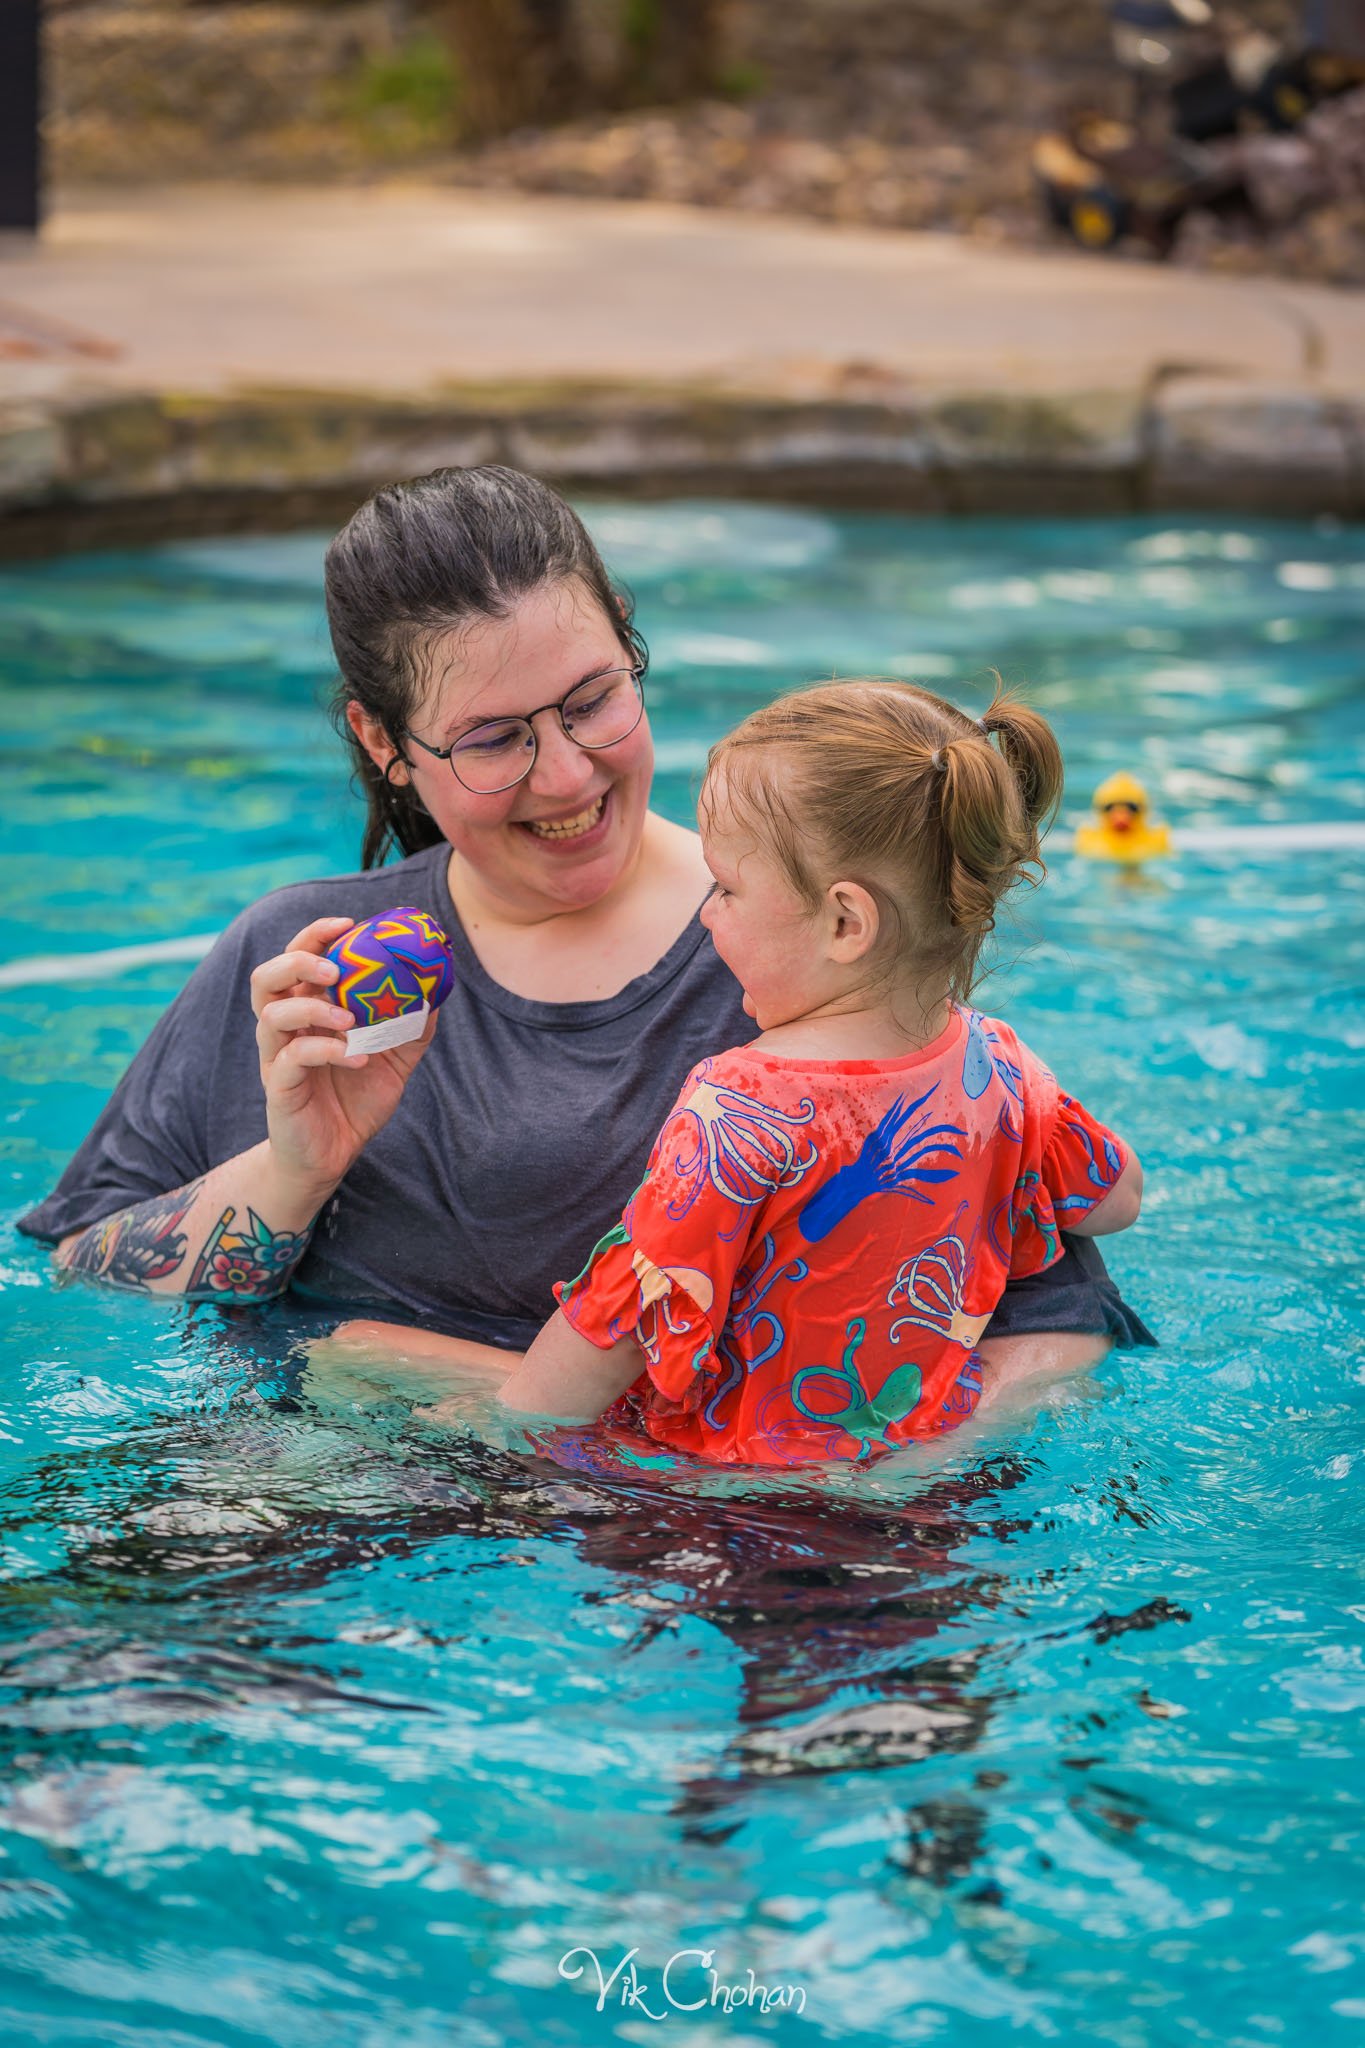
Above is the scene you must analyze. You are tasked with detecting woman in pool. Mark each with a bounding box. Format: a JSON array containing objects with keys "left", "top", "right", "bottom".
[
  {"left": 20, "top": 465, "right": 1149, "bottom": 1395},
  {"left": 351, "top": 679, "right": 1147, "bottom": 1462}
]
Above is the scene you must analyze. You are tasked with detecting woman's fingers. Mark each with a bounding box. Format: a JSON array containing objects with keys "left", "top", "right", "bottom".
[
  {"left": 289, "top": 915, "right": 356, "bottom": 949},
  {"left": 269, "top": 1034, "right": 368, "bottom": 1085},
  {"left": 251, "top": 951, "right": 340, "bottom": 1018},
  {"left": 255, "top": 993, "right": 351, "bottom": 1071},
  {"left": 257, "top": 996, "right": 354, "bottom": 1044},
  {"left": 249, "top": 918, "right": 353, "bottom": 1019}
]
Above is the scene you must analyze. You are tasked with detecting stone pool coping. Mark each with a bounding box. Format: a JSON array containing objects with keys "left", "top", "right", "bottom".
[
  {"left": 2, "top": 186, "right": 1363, "bottom": 552},
  {"left": 3, "top": 372, "right": 1362, "bottom": 557}
]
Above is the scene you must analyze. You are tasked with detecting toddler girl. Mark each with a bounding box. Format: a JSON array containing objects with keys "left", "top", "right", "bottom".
[{"left": 357, "top": 680, "right": 1144, "bottom": 1464}]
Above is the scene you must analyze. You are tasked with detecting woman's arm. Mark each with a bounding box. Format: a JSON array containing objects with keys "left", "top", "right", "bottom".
[
  {"left": 55, "top": 915, "right": 434, "bottom": 1299},
  {"left": 322, "top": 1312, "right": 643, "bottom": 1425},
  {"left": 57, "top": 1139, "right": 336, "bottom": 1300},
  {"left": 323, "top": 1318, "right": 516, "bottom": 1381},
  {"left": 1065, "top": 1152, "right": 1143, "bottom": 1237}
]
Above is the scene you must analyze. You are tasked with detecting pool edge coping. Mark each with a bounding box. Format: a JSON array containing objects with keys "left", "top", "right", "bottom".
[{"left": 2, "top": 370, "right": 1362, "bottom": 557}]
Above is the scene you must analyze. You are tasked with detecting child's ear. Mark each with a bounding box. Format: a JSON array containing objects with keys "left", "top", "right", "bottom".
[{"left": 827, "top": 881, "right": 880, "bottom": 962}]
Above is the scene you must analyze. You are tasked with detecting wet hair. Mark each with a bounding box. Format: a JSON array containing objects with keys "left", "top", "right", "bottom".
[
  {"left": 703, "top": 678, "right": 1064, "bottom": 1002},
  {"left": 324, "top": 466, "right": 647, "bottom": 867}
]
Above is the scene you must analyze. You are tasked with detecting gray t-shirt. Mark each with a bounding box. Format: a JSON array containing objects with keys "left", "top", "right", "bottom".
[{"left": 19, "top": 840, "right": 1153, "bottom": 1350}]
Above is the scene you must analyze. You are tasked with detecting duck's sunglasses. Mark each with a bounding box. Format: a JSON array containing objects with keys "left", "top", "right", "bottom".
[{"left": 403, "top": 665, "right": 646, "bottom": 794}]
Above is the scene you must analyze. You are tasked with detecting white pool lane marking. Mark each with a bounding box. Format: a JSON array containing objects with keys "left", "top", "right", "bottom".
[
  {"left": 0, "top": 934, "right": 218, "bottom": 991},
  {"left": 3, "top": 816, "right": 1364, "bottom": 991},
  {"left": 1169, "top": 822, "right": 1365, "bottom": 853}
]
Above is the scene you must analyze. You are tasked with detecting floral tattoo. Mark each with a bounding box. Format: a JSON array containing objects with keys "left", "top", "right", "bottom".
[
  {"left": 61, "top": 1180, "right": 315, "bottom": 1302},
  {"left": 186, "top": 1206, "right": 313, "bottom": 1301}
]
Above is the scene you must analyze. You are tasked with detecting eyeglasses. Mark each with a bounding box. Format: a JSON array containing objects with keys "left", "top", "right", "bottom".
[{"left": 404, "top": 665, "right": 646, "bottom": 794}]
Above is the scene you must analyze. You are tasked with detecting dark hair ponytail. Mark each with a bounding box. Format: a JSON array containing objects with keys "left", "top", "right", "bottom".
[{"left": 325, "top": 465, "right": 647, "bottom": 868}]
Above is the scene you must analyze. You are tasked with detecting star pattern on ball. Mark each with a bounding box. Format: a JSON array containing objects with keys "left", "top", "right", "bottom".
[
  {"left": 326, "top": 907, "right": 456, "bottom": 1032},
  {"left": 355, "top": 974, "right": 421, "bottom": 1025}
]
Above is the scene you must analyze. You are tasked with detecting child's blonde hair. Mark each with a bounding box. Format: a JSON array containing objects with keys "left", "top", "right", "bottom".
[{"left": 703, "top": 678, "right": 1064, "bottom": 1001}]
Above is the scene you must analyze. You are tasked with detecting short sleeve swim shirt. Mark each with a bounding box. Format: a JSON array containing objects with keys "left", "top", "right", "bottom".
[{"left": 556, "top": 1005, "right": 1128, "bottom": 1465}]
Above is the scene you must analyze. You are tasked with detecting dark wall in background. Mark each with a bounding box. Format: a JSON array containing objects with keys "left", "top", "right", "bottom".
[{"left": 0, "top": 0, "right": 41, "bottom": 229}]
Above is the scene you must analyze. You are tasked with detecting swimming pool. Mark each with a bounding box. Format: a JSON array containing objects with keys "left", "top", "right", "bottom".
[{"left": 1, "top": 506, "right": 1362, "bottom": 2047}]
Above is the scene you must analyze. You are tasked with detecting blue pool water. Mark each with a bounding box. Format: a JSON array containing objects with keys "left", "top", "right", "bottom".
[{"left": 0, "top": 506, "right": 1363, "bottom": 2047}]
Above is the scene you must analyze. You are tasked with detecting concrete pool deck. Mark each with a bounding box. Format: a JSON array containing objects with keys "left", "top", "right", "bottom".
[{"left": 2, "top": 182, "right": 1364, "bottom": 550}]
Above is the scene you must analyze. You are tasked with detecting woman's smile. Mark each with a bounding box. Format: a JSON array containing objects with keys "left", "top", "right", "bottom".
[{"left": 518, "top": 790, "right": 610, "bottom": 846}]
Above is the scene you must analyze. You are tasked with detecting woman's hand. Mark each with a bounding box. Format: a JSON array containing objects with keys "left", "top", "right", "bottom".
[{"left": 251, "top": 916, "right": 437, "bottom": 1197}]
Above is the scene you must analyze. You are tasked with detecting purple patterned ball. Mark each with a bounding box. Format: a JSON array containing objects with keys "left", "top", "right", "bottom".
[{"left": 326, "top": 907, "right": 455, "bottom": 1029}]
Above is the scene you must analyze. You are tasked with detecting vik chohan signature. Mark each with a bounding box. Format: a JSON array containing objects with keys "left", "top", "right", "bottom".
[{"left": 560, "top": 1945, "right": 808, "bottom": 2019}]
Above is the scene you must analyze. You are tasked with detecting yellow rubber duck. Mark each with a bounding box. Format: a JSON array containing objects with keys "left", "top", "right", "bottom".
[{"left": 1075, "top": 771, "right": 1172, "bottom": 864}]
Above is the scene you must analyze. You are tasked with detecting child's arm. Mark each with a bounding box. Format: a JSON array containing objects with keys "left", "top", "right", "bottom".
[
  {"left": 1063, "top": 1150, "right": 1143, "bottom": 1237},
  {"left": 322, "top": 1312, "right": 645, "bottom": 1423},
  {"left": 498, "top": 1311, "right": 646, "bottom": 1421},
  {"left": 1019, "top": 1065, "right": 1144, "bottom": 1256}
]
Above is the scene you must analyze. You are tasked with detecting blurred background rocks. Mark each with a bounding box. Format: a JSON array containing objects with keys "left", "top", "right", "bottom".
[
  {"left": 43, "top": 0, "right": 1365, "bottom": 283},
  {"left": 46, "top": 0, "right": 458, "bottom": 176}
]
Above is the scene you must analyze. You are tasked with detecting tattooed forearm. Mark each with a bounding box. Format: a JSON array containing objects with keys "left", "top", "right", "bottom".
[
  {"left": 61, "top": 1179, "right": 206, "bottom": 1290},
  {"left": 58, "top": 1176, "right": 319, "bottom": 1302},
  {"left": 186, "top": 1206, "right": 314, "bottom": 1302}
]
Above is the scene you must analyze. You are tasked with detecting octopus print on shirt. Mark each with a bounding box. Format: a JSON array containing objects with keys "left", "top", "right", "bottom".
[{"left": 555, "top": 1004, "right": 1128, "bottom": 1467}]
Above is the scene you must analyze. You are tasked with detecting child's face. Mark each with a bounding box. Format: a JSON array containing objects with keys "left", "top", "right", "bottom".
[{"left": 698, "top": 770, "right": 828, "bottom": 1029}]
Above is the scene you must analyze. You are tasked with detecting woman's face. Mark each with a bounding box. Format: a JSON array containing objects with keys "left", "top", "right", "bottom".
[{"left": 356, "top": 580, "right": 655, "bottom": 921}]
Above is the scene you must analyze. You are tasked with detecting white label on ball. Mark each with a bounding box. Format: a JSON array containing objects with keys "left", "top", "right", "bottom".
[{"left": 344, "top": 1002, "right": 430, "bottom": 1057}]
